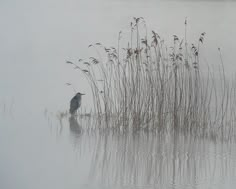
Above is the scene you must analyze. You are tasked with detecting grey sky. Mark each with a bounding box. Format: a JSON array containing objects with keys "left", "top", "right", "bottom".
[{"left": 1, "top": 0, "right": 236, "bottom": 112}]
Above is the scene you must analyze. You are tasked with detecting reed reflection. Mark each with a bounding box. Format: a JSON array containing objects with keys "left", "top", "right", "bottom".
[
  {"left": 76, "top": 130, "right": 236, "bottom": 189},
  {"left": 51, "top": 113, "right": 236, "bottom": 188}
]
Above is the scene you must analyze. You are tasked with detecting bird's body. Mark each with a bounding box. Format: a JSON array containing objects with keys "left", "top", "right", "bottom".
[{"left": 69, "top": 92, "right": 85, "bottom": 115}]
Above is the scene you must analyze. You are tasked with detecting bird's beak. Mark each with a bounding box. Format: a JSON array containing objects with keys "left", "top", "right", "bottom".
[{"left": 81, "top": 93, "right": 85, "bottom": 95}]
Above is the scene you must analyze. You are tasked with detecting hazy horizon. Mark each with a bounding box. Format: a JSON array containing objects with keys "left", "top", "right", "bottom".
[{"left": 1, "top": 1, "right": 236, "bottom": 188}]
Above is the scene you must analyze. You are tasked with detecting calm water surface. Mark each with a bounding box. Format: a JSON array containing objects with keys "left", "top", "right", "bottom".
[
  {"left": 1, "top": 110, "right": 236, "bottom": 189},
  {"left": 1, "top": 0, "right": 236, "bottom": 189}
]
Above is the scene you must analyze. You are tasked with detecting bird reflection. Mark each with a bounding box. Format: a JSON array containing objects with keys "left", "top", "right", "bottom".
[{"left": 69, "top": 116, "right": 82, "bottom": 138}]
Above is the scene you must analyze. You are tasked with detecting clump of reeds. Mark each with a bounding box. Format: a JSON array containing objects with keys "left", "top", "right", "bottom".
[{"left": 66, "top": 18, "right": 236, "bottom": 138}]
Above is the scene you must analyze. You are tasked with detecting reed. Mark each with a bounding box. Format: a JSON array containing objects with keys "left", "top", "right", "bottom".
[{"left": 66, "top": 18, "right": 236, "bottom": 138}]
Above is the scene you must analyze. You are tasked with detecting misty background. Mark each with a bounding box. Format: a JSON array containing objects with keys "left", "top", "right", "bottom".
[
  {"left": 1, "top": 0, "right": 236, "bottom": 113},
  {"left": 1, "top": 1, "right": 236, "bottom": 189}
]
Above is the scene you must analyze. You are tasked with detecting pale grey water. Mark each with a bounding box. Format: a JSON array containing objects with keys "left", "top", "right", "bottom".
[
  {"left": 1, "top": 0, "right": 236, "bottom": 188},
  {"left": 1, "top": 111, "right": 236, "bottom": 189}
]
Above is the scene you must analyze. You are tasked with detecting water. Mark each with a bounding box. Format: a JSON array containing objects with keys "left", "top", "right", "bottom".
[
  {"left": 1, "top": 111, "right": 236, "bottom": 189},
  {"left": 1, "top": 0, "right": 236, "bottom": 188}
]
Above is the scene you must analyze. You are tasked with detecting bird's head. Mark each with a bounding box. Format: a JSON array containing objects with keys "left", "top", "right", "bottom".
[{"left": 76, "top": 92, "right": 85, "bottom": 97}]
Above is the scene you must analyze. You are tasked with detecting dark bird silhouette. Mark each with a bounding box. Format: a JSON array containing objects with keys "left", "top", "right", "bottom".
[{"left": 69, "top": 92, "right": 85, "bottom": 115}]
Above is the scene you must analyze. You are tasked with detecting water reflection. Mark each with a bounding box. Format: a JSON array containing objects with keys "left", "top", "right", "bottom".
[
  {"left": 64, "top": 127, "right": 236, "bottom": 189},
  {"left": 69, "top": 116, "right": 82, "bottom": 138},
  {"left": 48, "top": 111, "right": 236, "bottom": 188}
]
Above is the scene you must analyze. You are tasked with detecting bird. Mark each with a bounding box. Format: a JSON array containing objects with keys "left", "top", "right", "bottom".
[{"left": 69, "top": 92, "right": 85, "bottom": 116}]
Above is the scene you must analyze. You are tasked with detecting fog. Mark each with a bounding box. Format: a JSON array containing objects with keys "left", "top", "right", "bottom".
[
  {"left": 1, "top": 0, "right": 236, "bottom": 188},
  {"left": 1, "top": 0, "right": 236, "bottom": 111}
]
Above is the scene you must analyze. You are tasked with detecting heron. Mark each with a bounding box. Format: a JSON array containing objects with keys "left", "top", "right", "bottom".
[{"left": 69, "top": 92, "right": 85, "bottom": 116}]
